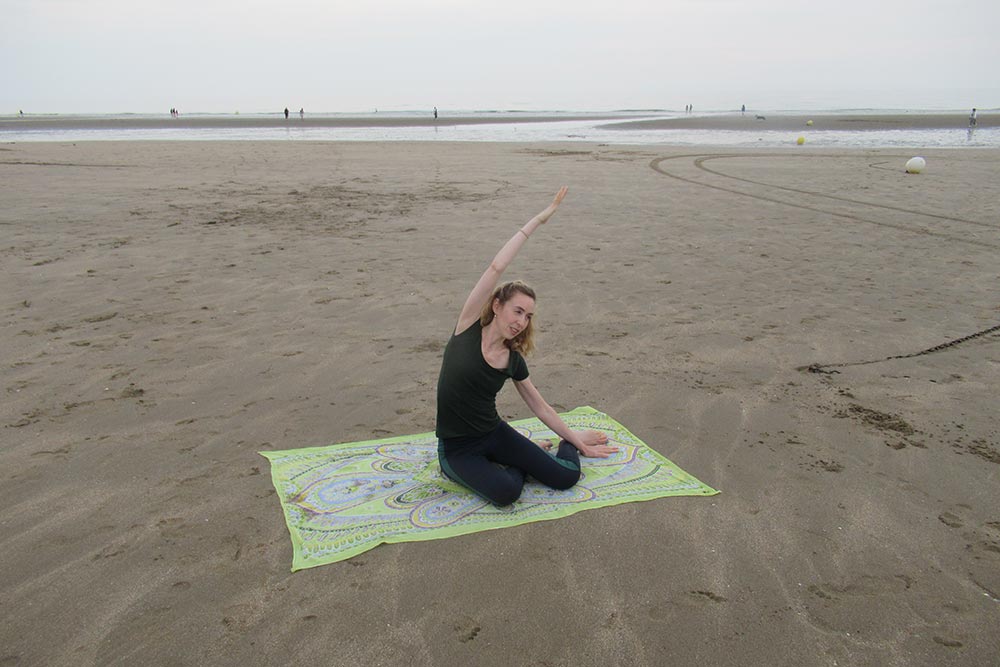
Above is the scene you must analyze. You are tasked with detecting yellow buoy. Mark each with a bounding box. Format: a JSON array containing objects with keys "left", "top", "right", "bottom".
[
  {"left": 797, "top": 136, "right": 805, "bottom": 145},
  {"left": 806, "top": 120, "right": 814, "bottom": 126}
]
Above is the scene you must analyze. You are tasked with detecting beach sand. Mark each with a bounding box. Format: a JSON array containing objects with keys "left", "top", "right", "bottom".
[{"left": 2, "top": 140, "right": 999, "bottom": 666}]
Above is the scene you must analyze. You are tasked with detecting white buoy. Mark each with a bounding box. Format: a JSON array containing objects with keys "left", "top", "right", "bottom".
[{"left": 905, "top": 157, "right": 926, "bottom": 174}]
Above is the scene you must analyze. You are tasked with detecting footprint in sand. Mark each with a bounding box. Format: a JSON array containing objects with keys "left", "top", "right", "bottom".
[
  {"left": 453, "top": 618, "right": 481, "bottom": 643},
  {"left": 689, "top": 590, "right": 727, "bottom": 603},
  {"left": 933, "top": 636, "right": 963, "bottom": 648}
]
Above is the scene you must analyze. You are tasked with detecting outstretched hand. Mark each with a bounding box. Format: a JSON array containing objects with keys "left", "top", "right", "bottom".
[
  {"left": 579, "top": 443, "right": 619, "bottom": 458},
  {"left": 534, "top": 186, "right": 569, "bottom": 225},
  {"left": 575, "top": 429, "right": 618, "bottom": 458}
]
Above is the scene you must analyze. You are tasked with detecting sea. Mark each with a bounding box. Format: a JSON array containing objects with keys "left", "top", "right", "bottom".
[{"left": 2, "top": 109, "right": 997, "bottom": 149}]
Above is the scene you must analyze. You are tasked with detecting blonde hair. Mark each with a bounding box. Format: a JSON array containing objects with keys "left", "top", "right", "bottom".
[{"left": 480, "top": 280, "right": 537, "bottom": 356}]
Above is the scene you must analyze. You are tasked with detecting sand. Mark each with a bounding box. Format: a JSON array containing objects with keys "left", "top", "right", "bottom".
[{"left": 2, "top": 140, "right": 999, "bottom": 666}]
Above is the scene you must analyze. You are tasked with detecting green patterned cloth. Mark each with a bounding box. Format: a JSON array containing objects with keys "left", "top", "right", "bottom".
[{"left": 261, "top": 407, "right": 719, "bottom": 571}]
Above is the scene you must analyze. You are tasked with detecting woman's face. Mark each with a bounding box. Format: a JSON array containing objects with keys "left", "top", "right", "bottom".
[{"left": 494, "top": 292, "right": 535, "bottom": 340}]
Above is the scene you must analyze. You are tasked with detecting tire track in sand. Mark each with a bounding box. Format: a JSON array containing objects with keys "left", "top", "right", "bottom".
[{"left": 649, "top": 153, "right": 999, "bottom": 249}]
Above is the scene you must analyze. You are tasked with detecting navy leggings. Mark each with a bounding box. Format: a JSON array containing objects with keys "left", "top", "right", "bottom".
[{"left": 438, "top": 421, "right": 581, "bottom": 506}]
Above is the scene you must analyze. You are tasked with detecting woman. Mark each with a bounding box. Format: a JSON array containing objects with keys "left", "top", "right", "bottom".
[{"left": 436, "top": 187, "right": 618, "bottom": 506}]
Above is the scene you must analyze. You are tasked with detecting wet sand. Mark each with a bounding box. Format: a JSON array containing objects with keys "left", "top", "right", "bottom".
[
  {"left": 601, "top": 112, "right": 994, "bottom": 132},
  {"left": 0, "top": 113, "right": 642, "bottom": 133},
  {"left": 2, "top": 140, "right": 999, "bottom": 665}
]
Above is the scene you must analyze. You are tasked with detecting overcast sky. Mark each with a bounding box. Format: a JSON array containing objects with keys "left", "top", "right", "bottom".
[{"left": 2, "top": 0, "right": 998, "bottom": 114}]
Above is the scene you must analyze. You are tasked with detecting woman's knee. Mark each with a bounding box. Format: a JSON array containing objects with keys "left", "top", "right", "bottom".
[
  {"left": 454, "top": 464, "right": 523, "bottom": 506},
  {"left": 489, "top": 483, "right": 522, "bottom": 507},
  {"left": 549, "top": 466, "right": 581, "bottom": 491},
  {"left": 549, "top": 443, "right": 581, "bottom": 490}
]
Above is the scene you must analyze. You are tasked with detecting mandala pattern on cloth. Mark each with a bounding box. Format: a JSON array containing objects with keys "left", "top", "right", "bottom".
[{"left": 260, "top": 406, "right": 719, "bottom": 570}]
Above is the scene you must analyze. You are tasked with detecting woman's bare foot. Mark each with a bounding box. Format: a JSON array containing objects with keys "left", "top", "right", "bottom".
[{"left": 533, "top": 439, "right": 555, "bottom": 451}]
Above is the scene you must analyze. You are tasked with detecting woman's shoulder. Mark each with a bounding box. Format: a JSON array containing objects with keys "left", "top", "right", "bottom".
[
  {"left": 454, "top": 319, "right": 482, "bottom": 338},
  {"left": 509, "top": 347, "right": 529, "bottom": 379}
]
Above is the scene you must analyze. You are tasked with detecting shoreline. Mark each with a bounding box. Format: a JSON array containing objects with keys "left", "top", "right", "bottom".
[
  {"left": 0, "top": 113, "right": 645, "bottom": 132},
  {"left": 0, "top": 112, "right": 991, "bottom": 134},
  {"left": 601, "top": 112, "right": 993, "bottom": 132}
]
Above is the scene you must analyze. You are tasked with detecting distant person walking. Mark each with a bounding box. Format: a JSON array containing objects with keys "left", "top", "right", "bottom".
[
  {"left": 741, "top": 104, "right": 745, "bottom": 116},
  {"left": 434, "top": 107, "right": 438, "bottom": 120},
  {"left": 300, "top": 108, "right": 304, "bottom": 118},
  {"left": 969, "top": 108, "right": 977, "bottom": 127},
  {"left": 284, "top": 107, "right": 289, "bottom": 119}
]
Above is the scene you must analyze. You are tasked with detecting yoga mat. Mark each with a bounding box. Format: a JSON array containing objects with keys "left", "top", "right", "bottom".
[{"left": 260, "top": 406, "right": 719, "bottom": 571}]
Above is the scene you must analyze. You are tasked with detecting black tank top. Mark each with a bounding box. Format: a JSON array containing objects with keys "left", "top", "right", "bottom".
[{"left": 435, "top": 321, "right": 529, "bottom": 439}]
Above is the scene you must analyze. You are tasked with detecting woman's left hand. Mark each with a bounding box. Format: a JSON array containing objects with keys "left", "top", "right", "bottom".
[
  {"left": 575, "top": 429, "right": 609, "bottom": 446},
  {"left": 575, "top": 430, "right": 618, "bottom": 458},
  {"left": 578, "top": 443, "right": 619, "bottom": 458}
]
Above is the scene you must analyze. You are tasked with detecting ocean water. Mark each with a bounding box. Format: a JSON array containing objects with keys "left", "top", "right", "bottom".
[{"left": 1, "top": 110, "right": 997, "bottom": 148}]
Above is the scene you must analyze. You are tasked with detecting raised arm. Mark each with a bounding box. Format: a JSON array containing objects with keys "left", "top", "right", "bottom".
[{"left": 453, "top": 187, "right": 568, "bottom": 334}]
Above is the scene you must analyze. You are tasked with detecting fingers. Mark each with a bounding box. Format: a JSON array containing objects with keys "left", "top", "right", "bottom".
[
  {"left": 536, "top": 187, "right": 568, "bottom": 224},
  {"left": 584, "top": 445, "right": 620, "bottom": 458},
  {"left": 581, "top": 429, "right": 609, "bottom": 446}
]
